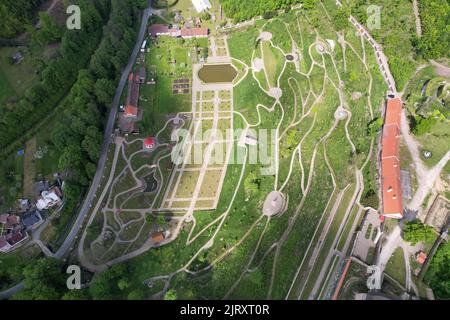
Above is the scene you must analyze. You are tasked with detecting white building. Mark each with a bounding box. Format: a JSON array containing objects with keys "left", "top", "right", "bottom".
[
  {"left": 191, "top": 0, "right": 212, "bottom": 13},
  {"left": 36, "top": 188, "right": 62, "bottom": 211},
  {"left": 141, "top": 39, "right": 147, "bottom": 53}
]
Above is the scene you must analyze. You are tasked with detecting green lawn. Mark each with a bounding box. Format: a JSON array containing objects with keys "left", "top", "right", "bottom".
[
  {"left": 261, "top": 41, "right": 284, "bottom": 88},
  {"left": 0, "top": 47, "right": 38, "bottom": 104},
  {"left": 82, "top": 2, "right": 390, "bottom": 300},
  {"left": 385, "top": 247, "right": 407, "bottom": 287},
  {"left": 0, "top": 67, "right": 15, "bottom": 104}
]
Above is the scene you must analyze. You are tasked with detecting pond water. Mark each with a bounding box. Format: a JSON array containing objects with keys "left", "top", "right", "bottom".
[{"left": 198, "top": 64, "right": 237, "bottom": 83}]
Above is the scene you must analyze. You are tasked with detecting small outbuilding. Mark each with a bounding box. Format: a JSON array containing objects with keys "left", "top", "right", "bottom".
[{"left": 143, "top": 137, "right": 155, "bottom": 150}]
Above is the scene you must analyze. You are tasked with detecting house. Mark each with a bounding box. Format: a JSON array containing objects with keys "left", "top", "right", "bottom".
[
  {"left": 149, "top": 24, "right": 178, "bottom": 37},
  {"left": 0, "top": 214, "right": 20, "bottom": 230},
  {"left": 124, "top": 73, "right": 140, "bottom": 119},
  {"left": 0, "top": 236, "right": 12, "bottom": 253},
  {"left": 121, "top": 121, "right": 140, "bottom": 135},
  {"left": 139, "top": 67, "right": 146, "bottom": 84},
  {"left": 35, "top": 180, "right": 49, "bottom": 196},
  {"left": 151, "top": 232, "right": 165, "bottom": 244},
  {"left": 11, "top": 52, "right": 24, "bottom": 64},
  {"left": 126, "top": 73, "right": 140, "bottom": 109},
  {"left": 149, "top": 24, "right": 209, "bottom": 39},
  {"left": 22, "top": 210, "right": 44, "bottom": 229},
  {"left": 36, "top": 187, "right": 62, "bottom": 211},
  {"left": 0, "top": 231, "right": 28, "bottom": 253},
  {"left": 191, "top": 0, "right": 212, "bottom": 13},
  {"left": 180, "top": 27, "right": 209, "bottom": 38},
  {"left": 124, "top": 105, "right": 139, "bottom": 118},
  {"left": 18, "top": 199, "right": 31, "bottom": 212},
  {"left": 143, "top": 137, "right": 155, "bottom": 150},
  {"left": 416, "top": 251, "right": 427, "bottom": 264},
  {"left": 381, "top": 98, "right": 404, "bottom": 219}
]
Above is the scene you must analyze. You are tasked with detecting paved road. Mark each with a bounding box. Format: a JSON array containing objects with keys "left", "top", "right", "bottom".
[{"left": 0, "top": 2, "right": 154, "bottom": 300}]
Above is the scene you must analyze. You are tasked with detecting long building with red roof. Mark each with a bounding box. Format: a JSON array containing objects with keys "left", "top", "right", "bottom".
[
  {"left": 380, "top": 98, "right": 404, "bottom": 218},
  {"left": 149, "top": 24, "right": 209, "bottom": 39}
]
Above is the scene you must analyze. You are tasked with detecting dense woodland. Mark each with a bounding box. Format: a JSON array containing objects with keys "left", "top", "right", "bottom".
[
  {"left": 425, "top": 242, "right": 450, "bottom": 299},
  {"left": 415, "top": 0, "right": 450, "bottom": 60},
  {"left": 0, "top": 0, "right": 45, "bottom": 38},
  {"left": 221, "top": 0, "right": 311, "bottom": 21},
  {"left": 48, "top": 0, "right": 144, "bottom": 242},
  {"left": 0, "top": 0, "right": 106, "bottom": 152}
]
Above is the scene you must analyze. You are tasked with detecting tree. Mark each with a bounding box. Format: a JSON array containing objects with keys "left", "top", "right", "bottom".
[
  {"left": 302, "top": 0, "right": 316, "bottom": 10},
  {"left": 332, "top": 8, "right": 349, "bottom": 31},
  {"left": 89, "top": 264, "right": 129, "bottom": 299},
  {"left": 412, "top": 115, "right": 438, "bottom": 135},
  {"left": 367, "top": 117, "right": 383, "bottom": 137},
  {"left": 12, "top": 258, "right": 66, "bottom": 300},
  {"left": 94, "top": 78, "right": 115, "bottom": 105},
  {"left": 164, "top": 289, "right": 177, "bottom": 300},
  {"left": 262, "top": 12, "right": 275, "bottom": 20},
  {"left": 402, "top": 220, "right": 436, "bottom": 245},
  {"left": 425, "top": 242, "right": 450, "bottom": 299},
  {"left": 202, "top": 12, "right": 211, "bottom": 21},
  {"left": 128, "top": 289, "right": 146, "bottom": 300},
  {"left": 118, "top": 278, "right": 130, "bottom": 291},
  {"left": 32, "top": 12, "right": 64, "bottom": 46},
  {"left": 62, "top": 289, "right": 91, "bottom": 300}
]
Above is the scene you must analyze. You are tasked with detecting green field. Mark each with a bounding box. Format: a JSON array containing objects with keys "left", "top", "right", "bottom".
[
  {"left": 385, "top": 247, "right": 407, "bottom": 287},
  {"left": 83, "top": 1, "right": 389, "bottom": 300},
  {"left": 0, "top": 47, "right": 38, "bottom": 104}
]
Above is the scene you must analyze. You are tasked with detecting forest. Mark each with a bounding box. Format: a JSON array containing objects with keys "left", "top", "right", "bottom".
[
  {"left": 0, "top": 0, "right": 106, "bottom": 152},
  {"left": 48, "top": 0, "right": 144, "bottom": 240},
  {"left": 415, "top": 0, "right": 449, "bottom": 60},
  {"left": 425, "top": 242, "right": 450, "bottom": 299},
  {"left": 221, "top": 0, "right": 312, "bottom": 21},
  {"left": 0, "top": 0, "right": 45, "bottom": 38}
]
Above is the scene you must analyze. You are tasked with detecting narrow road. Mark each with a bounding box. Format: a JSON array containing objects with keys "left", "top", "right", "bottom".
[{"left": 0, "top": 2, "right": 154, "bottom": 299}]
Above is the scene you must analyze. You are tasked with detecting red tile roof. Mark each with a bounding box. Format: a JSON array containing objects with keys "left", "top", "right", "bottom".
[
  {"left": 124, "top": 105, "right": 138, "bottom": 117},
  {"left": 149, "top": 24, "right": 171, "bottom": 37},
  {"left": 381, "top": 175, "right": 403, "bottom": 216},
  {"left": 385, "top": 98, "right": 402, "bottom": 127},
  {"left": 6, "top": 215, "right": 19, "bottom": 229},
  {"left": 381, "top": 98, "right": 404, "bottom": 218},
  {"left": 181, "top": 27, "right": 209, "bottom": 37},
  {"left": 416, "top": 251, "right": 427, "bottom": 264},
  {"left": 149, "top": 24, "right": 209, "bottom": 38},
  {"left": 6, "top": 231, "right": 26, "bottom": 245},
  {"left": 151, "top": 232, "right": 165, "bottom": 244},
  {"left": 144, "top": 137, "right": 155, "bottom": 148},
  {"left": 126, "top": 72, "right": 140, "bottom": 109},
  {"left": 381, "top": 124, "right": 400, "bottom": 159}
]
